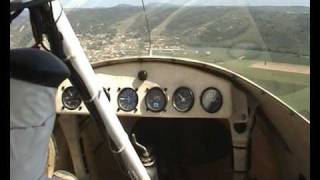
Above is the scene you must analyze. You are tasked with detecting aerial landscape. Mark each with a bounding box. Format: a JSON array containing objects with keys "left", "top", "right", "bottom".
[{"left": 10, "top": 4, "right": 310, "bottom": 119}]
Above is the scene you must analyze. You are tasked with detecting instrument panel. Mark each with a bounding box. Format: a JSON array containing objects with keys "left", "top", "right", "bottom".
[{"left": 56, "top": 61, "right": 233, "bottom": 118}]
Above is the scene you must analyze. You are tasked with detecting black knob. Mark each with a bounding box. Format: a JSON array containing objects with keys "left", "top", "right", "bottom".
[
  {"left": 234, "top": 123, "right": 247, "bottom": 134},
  {"left": 138, "top": 70, "right": 148, "bottom": 81}
]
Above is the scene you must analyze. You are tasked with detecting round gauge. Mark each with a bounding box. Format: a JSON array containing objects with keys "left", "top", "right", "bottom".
[
  {"left": 173, "top": 87, "right": 194, "bottom": 112},
  {"left": 200, "top": 87, "right": 223, "bottom": 113},
  {"left": 145, "top": 87, "right": 167, "bottom": 112},
  {"left": 117, "top": 88, "right": 138, "bottom": 112},
  {"left": 62, "top": 86, "right": 82, "bottom": 110}
]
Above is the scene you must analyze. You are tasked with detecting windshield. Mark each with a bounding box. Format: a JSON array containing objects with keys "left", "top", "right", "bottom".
[{"left": 10, "top": 0, "right": 310, "bottom": 119}]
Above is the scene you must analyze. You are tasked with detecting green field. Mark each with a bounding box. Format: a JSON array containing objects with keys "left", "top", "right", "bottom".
[{"left": 220, "top": 60, "right": 309, "bottom": 119}]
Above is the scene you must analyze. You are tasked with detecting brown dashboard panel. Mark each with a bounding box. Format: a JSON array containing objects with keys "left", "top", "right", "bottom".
[{"left": 56, "top": 61, "right": 233, "bottom": 118}]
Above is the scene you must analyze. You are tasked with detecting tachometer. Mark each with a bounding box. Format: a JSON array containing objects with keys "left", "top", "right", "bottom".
[
  {"left": 117, "top": 88, "right": 138, "bottom": 112},
  {"left": 201, "top": 87, "right": 223, "bottom": 113},
  {"left": 145, "top": 87, "right": 167, "bottom": 112},
  {"left": 173, "top": 87, "right": 194, "bottom": 112},
  {"left": 62, "top": 86, "right": 82, "bottom": 110}
]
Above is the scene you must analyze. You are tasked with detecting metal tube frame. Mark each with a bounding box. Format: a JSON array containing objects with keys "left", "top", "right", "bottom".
[{"left": 50, "top": 1, "right": 150, "bottom": 179}]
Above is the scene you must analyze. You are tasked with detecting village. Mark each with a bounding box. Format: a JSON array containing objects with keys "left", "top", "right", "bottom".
[{"left": 77, "top": 32, "right": 184, "bottom": 62}]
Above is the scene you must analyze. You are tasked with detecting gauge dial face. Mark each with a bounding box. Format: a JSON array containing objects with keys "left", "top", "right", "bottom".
[
  {"left": 117, "top": 88, "right": 138, "bottom": 112},
  {"left": 201, "top": 87, "right": 223, "bottom": 113},
  {"left": 145, "top": 87, "right": 167, "bottom": 112},
  {"left": 62, "top": 86, "right": 82, "bottom": 110},
  {"left": 173, "top": 87, "right": 194, "bottom": 112}
]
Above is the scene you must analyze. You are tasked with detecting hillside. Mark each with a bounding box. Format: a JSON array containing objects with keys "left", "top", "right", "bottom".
[{"left": 10, "top": 5, "right": 309, "bottom": 56}]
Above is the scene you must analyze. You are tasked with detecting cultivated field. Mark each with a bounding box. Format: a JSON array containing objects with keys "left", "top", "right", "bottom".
[
  {"left": 250, "top": 61, "right": 310, "bottom": 74},
  {"left": 221, "top": 59, "right": 310, "bottom": 119}
]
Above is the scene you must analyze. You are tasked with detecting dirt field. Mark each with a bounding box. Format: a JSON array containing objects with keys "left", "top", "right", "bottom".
[{"left": 250, "top": 61, "right": 310, "bottom": 74}]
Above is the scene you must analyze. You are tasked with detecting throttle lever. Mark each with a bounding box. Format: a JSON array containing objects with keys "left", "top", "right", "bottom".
[
  {"left": 131, "top": 133, "right": 159, "bottom": 180},
  {"left": 132, "top": 134, "right": 151, "bottom": 159}
]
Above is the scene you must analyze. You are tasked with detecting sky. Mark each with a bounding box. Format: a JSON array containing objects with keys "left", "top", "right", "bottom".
[{"left": 61, "top": 0, "right": 310, "bottom": 8}]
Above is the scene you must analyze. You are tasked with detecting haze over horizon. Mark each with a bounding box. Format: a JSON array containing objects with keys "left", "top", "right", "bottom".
[{"left": 61, "top": 0, "right": 310, "bottom": 8}]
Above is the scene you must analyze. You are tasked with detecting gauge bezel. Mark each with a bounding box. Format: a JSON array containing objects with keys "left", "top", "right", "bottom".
[
  {"left": 145, "top": 87, "right": 167, "bottom": 112},
  {"left": 200, "top": 87, "right": 223, "bottom": 113},
  {"left": 117, "top": 87, "right": 138, "bottom": 112},
  {"left": 172, "top": 86, "right": 194, "bottom": 112},
  {"left": 62, "top": 86, "right": 82, "bottom": 110}
]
